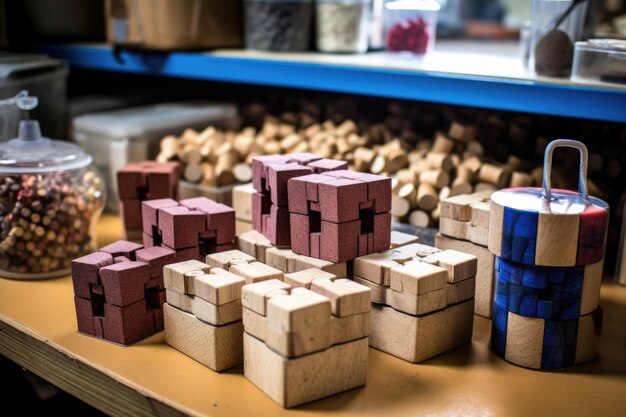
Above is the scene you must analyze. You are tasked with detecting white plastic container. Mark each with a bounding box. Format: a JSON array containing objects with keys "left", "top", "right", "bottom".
[
  {"left": 316, "top": 0, "right": 371, "bottom": 53},
  {"left": 73, "top": 102, "right": 238, "bottom": 212},
  {"left": 572, "top": 39, "right": 626, "bottom": 85},
  {"left": 384, "top": 0, "right": 440, "bottom": 55}
]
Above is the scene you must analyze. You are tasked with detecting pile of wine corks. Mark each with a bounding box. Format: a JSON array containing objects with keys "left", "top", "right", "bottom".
[{"left": 381, "top": 122, "right": 540, "bottom": 228}]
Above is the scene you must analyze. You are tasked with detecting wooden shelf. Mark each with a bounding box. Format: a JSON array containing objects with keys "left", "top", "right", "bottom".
[{"left": 1, "top": 214, "right": 625, "bottom": 417}]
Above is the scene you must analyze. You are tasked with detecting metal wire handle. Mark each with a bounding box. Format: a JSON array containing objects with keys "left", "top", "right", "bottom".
[{"left": 542, "top": 139, "right": 589, "bottom": 201}]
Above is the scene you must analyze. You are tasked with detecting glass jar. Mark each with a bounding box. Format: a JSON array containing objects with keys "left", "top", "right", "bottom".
[
  {"left": 244, "top": 0, "right": 313, "bottom": 52},
  {"left": 0, "top": 119, "right": 105, "bottom": 279},
  {"left": 316, "top": 0, "right": 371, "bottom": 53},
  {"left": 384, "top": 0, "right": 440, "bottom": 55}
]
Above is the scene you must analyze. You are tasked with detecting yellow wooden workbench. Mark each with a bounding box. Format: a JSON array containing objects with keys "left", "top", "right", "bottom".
[{"left": 0, "top": 215, "right": 625, "bottom": 417}]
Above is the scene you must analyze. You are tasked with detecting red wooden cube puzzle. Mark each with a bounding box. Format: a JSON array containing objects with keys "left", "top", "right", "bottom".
[
  {"left": 71, "top": 240, "right": 173, "bottom": 345},
  {"left": 251, "top": 154, "right": 348, "bottom": 246},
  {"left": 117, "top": 161, "right": 180, "bottom": 238},
  {"left": 288, "top": 170, "right": 392, "bottom": 263}
]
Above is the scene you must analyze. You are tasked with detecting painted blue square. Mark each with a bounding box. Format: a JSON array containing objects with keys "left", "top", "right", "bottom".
[
  {"left": 491, "top": 304, "right": 508, "bottom": 357},
  {"left": 537, "top": 300, "right": 552, "bottom": 319},
  {"left": 519, "top": 294, "right": 538, "bottom": 317},
  {"left": 522, "top": 267, "right": 548, "bottom": 289},
  {"left": 543, "top": 320, "right": 565, "bottom": 346},
  {"left": 541, "top": 344, "right": 575, "bottom": 370},
  {"left": 548, "top": 268, "right": 566, "bottom": 284},
  {"left": 552, "top": 300, "right": 581, "bottom": 320},
  {"left": 493, "top": 303, "right": 508, "bottom": 331},
  {"left": 508, "top": 284, "right": 523, "bottom": 313}
]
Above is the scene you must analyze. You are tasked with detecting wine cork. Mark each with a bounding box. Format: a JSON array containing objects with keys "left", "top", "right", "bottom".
[
  {"left": 431, "top": 206, "right": 441, "bottom": 223},
  {"left": 197, "top": 126, "right": 216, "bottom": 144},
  {"left": 336, "top": 138, "right": 352, "bottom": 155},
  {"left": 288, "top": 141, "right": 310, "bottom": 154},
  {"left": 347, "top": 133, "right": 366, "bottom": 147},
  {"left": 450, "top": 166, "right": 473, "bottom": 196},
  {"left": 409, "top": 210, "right": 431, "bottom": 228},
  {"left": 335, "top": 119, "right": 358, "bottom": 137},
  {"left": 426, "top": 152, "right": 454, "bottom": 172},
  {"left": 448, "top": 122, "right": 476, "bottom": 142},
  {"left": 398, "top": 183, "right": 417, "bottom": 208},
  {"left": 184, "top": 163, "right": 203, "bottom": 183},
  {"left": 438, "top": 186, "right": 451, "bottom": 201},
  {"left": 431, "top": 133, "right": 455, "bottom": 153},
  {"left": 391, "top": 177, "right": 401, "bottom": 195},
  {"left": 261, "top": 121, "right": 279, "bottom": 140},
  {"left": 408, "top": 150, "right": 426, "bottom": 164},
  {"left": 416, "top": 183, "right": 438, "bottom": 211},
  {"left": 280, "top": 133, "right": 301, "bottom": 152},
  {"left": 450, "top": 154, "right": 461, "bottom": 167},
  {"left": 181, "top": 145, "right": 202, "bottom": 166},
  {"left": 233, "top": 163, "right": 253, "bottom": 183},
  {"left": 303, "top": 123, "right": 322, "bottom": 139},
  {"left": 465, "top": 140, "right": 483, "bottom": 157},
  {"left": 214, "top": 150, "right": 238, "bottom": 186},
  {"left": 391, "top": 195, "right": 411, "bottom": 218},
  {"left": 160, "top": 135, "right": 180, "bottom": 154},
  {"left": 395, "top": 169, "right": 416, "bottom": 185},
  {"left": 419, "top": 170, "right": 450, "bottom": 189},
  {"left": 474, "top": 182, "right": 497, "bottom": 192},
  {"left": 370, "top": 155, "right": 387, "bottom": 174},
  {"left": 263, "top": 141, "right": 281, "bottom": 155},
  {"left": 278, "top": 123, "right": 295, "bottom": 138},
  {"left": 478, "top": 163, "right": 510, "bottom": 188},
  {"left": 181, "top": 128, "right": 199, "bottom": 144},
  {"left": 510, "top": 171, "right": 533, "bottom": 187},
  {"left": 505, "top": 155, "right": 525, "bottom": 171},
  {"left": 461, "top": 156, "right": 482, "bottom": 174},
  {"left": 234, "top": 134, "right": 254, "bottom": 158}
]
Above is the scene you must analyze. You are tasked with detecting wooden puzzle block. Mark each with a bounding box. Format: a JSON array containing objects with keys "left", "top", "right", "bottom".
[
  {"left": 310, "top": 278, "right": 371, "bottom": 317},
  {"left": 331, "top": 312, "right": 370, "bottom": 344},
  {"left": 206, "top": 249, "right": 256, "bottom": 270},
  {"left": 163, "top": 260, "right": 210, "bottom": 294},
  {"left": 268, "top": 163, "right": 313, "bottom": 206},
  {"left": 232, "top": 183, "right": 255, "bottom": 222},
  {"left": 504, "top": 312, "right": 545, "bottom": 369},
  {"left": 352, "top": 276, "right": 388, "bottom": 304},
  {"left": 243, "top": 332, "right": 368, "bottom": 408},
  {"left": 189, "top": 268, "right": 245, "bottom": 306},
  {"left": 230, "top": 261, "right": 284, "bottom": 284},
  {"left": 99, "top": 261, "right": 151, "bottom": 307},
  {"left": 180, "top": 197, "right": 236, "bottom": 245},
  {"left": 389, "top": 261, "right": 447, "bottom": 295},
  {"left": 469, "top": 225, "right": 489, "bottom": 246},
  {"left": 158, "top": 206, "right": 207, "bottom": 250},
  {"left": 488, "top": 199, "right": 504, "bottom": 256},
  {"left": 99, "top": 240, "right": 143, "bottom": 260},
  {"left": 192, "top": 297, "right": 242, "bottom": 326},
  {"left": 265, "top": 247, "right": 347, "bottom": 277},
  {"left": 119, "top": 199, "right": 142, "bottom": 229},
  {"left": 446, "top": 277, "right": 476, "bottom": 305},
  {"left": 265, "top": 321, "right": 331, "bottom": 358},
  {"left": 251, "top": 192, "right": 270, "bottom": 232},
  {"left": 242, "top": 279, "right": 291, "bottom": 316},
  {"left": 141, "top": 198, "right": 180, "bottom": 237},
  {"left": 435, "top": 233, "right": 495, "bottom": 317},
  {"left": 439, "top": 217, "right": 470, "bottom": 241},
  {"left": 389, "top": 288, "right": 448, "bottom": 316},
  {"left": 165, "top": 289, "right": 194, "bottom": 312},
  {"left": 266, "top": 288, "right": 331, "bottom": 332},
  {"left": 164, "top": 303, "right": 243, "bottom": 371},
  {"left": 71, "top": 251, "right": 114, "bottom": 298},
  {"left": 237, "top": 230, "right": 274, "bottom": 263},
  {"left": 390, "top": 231, "right": 419, "bottom": 249},
  {"left": 369, "top": 299, "right": 474, "bottom": 363},
  {"left": 103, "top": 299, "right": 155, "bottom": 345},
  {"left": 440, "top": 191, "right": 493, "bottom": 222},
  {"left": 135, "top": 246, "right": 176, "bottom": 279},
  {"left": 284, "top": 269, "right": 336, "bottom": 289},
  {"left": 429, "top": 249, "right": 478, "bottom": 283}
]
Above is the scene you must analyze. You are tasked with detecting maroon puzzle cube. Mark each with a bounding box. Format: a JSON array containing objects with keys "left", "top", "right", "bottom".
[
  {"left": 158, "top": 206, "right": 206, "bottom": 250},
  {"left": 99, "top": 261, "right": 151, "bottom": 307},
  {"left": 74, "top": 296, "right": 104, "bottom": 336},
  {"left": 103, "top": 300, "right": 155, "bottom": 345},
  {"left": 263, "top": 204, "right": 291, "bottom": 246},
  {"left": 119, "top": 199, "right": 142, "bottom": 229},
  {"left": 252, "top": 192, "right": 271, "bottom": 232},
  {"left": 142, "top": 198, "right": 179, "bottom": 238},
  {"left": 307, "top": 158, "right": 348, "bottom": 174},
  {"left": 174, "top": 245, "right": 201, "bottom": 262},
  {"left": 99, "top": 240, "right": 144, "bottom": 261},
  {"left": 268, "top": 163, "right": 313, "bottom": 206},
  {"left": 287, "top": 170, "right": 392, "bottom": 263},
  {"left": 180, "top": 197, "right": 236, "bottom": 245},
  {"left": 252, "top": 154, "right": 291, "bottom": 193},
  {"left": 71, "top": 251, "right": 114, "bottom": 299},
  {"left": 135, "top": 246, "right": 176, "bottom": 279},
  {"left": 117, "top": 161, "right": 180, "bottom": 200}
]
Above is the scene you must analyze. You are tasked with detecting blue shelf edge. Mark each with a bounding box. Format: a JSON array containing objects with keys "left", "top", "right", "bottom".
[{"left": 42, "top": 44, "right": 626, "bottom": 123}]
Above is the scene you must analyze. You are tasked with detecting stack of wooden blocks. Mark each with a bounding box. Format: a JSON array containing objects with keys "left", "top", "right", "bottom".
[
  {"left": 251, "top": 153, "right": 347, "bottom": 245},
  {"left": 352, "top": 243, "right": 477, "bottom": 363},
  {"left": 488, "top": 188, "right": 607, "bottom": 370},
  {"left": 242, "top": 276, "right": 371, "bottom": 408},
  {"left": 117, "top": 161, "right": 180, "bottom": 240},
  {"left": 71, "top": 240, "right": 171, "bottom": 344},
  {"left": 435, "top": 190, "right": 495, "bottom": 317},
  {"left": 142, "top": 197, "right": 235, "bottom": 261},
  {"left": 162, "top": 259, "right": 245, "bottom": 371},
  {"left": 288, "top": 170, "right": 392, "bottom": 262}
]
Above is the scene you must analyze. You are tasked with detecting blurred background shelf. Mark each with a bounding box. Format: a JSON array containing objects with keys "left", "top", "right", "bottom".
[{"left": 40, "top": 41, "right": 626, "bottom": 124}]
